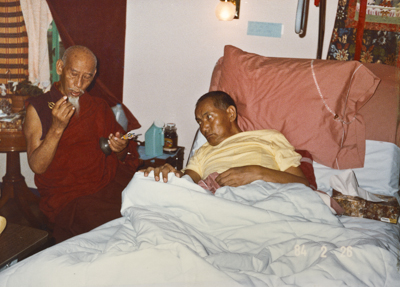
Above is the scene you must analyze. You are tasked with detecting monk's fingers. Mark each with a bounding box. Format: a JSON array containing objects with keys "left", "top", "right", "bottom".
[
  {"left": 108, "top": 132, "right": 123, "bottom": 140},
  {"left": 51, "top": 104, "right": 75, "bottom": 130},
  {"left": 108, "top": 135, "right": 128, "bottom": 153},
  {"left": 53, "top": 99, "right": 75, "bottom": 118},
  {"left": 64, "top": 105, "right": 75, "bottom": 120},
  {"left": 54, "top": 96, "right": 68, "bottom": 108}
]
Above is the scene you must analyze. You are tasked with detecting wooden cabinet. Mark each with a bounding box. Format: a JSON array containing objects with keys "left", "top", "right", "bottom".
[{"left": 137, "top": 145, "right": 185, "bottom": 171}]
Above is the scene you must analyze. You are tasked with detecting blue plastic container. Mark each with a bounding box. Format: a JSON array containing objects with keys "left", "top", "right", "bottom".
[{"left": 145, "top": 120, "right": 164, "bottom": 157}]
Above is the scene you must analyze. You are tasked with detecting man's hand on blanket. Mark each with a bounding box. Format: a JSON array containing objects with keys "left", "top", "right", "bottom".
[
  {"left": 141, "top": 163, "right": 184, "bottom": 183},
  {"left": 216, "top": 165, "right": 309, "bottom": 187},
  {"left": 216, "top": 165, "right": 267, "bottom": 187}
]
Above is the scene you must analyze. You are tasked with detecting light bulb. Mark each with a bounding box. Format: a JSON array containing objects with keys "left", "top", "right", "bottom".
[{"left": 215, "top": 1, "right": 236, "bottom": 21}]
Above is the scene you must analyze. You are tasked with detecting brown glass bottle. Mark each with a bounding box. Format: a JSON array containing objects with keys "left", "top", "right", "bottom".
[{"left": 163, "top": 123, "right": 178, "bottom": 153}]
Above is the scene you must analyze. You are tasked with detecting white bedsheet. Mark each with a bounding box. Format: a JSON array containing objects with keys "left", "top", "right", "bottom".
[{"left": 1, "top": 173, "right": 399, "bottom": 287}]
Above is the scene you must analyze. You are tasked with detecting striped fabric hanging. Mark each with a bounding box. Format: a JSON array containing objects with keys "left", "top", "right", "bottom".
[{"left": 0, "top": 0, "right": 28, "bottom": 90}]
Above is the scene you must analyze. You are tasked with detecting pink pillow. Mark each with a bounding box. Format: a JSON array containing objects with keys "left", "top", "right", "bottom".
[
  {"left": 361, "top": 63, "right": 399, "bottom": 146},
  {"left": 210, "top": 45, "right": 380, "bottom": 169}
]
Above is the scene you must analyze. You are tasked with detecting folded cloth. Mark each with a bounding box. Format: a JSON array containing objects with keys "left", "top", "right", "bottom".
[{"left": 198, "top": 172, "right": 221, "bottom": 194}]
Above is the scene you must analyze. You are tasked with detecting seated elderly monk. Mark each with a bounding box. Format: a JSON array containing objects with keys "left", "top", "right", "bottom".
[
  {"left": 143, "top": 91, "right": 309, "bottom": 189},
  {"left": 24, "top": 45, "right": 140, "bottom": 242}
]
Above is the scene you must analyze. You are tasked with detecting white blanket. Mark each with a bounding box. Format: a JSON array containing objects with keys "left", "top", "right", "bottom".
[{"left": 1, "top": 173, "right": 399, "bottom": 287}]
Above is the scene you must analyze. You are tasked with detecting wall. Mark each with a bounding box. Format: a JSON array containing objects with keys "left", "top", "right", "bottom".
[
  {"left": 1, "top": 0, "right": 339, "bottom": 188},
  {"left": 122, "top": 0, "right": 338, "bottom": 166}
]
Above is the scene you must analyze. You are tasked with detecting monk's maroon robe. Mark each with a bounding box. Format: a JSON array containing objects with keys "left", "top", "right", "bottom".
[{"left": 27, "top": 83, "right": 140, "bottom": 241}]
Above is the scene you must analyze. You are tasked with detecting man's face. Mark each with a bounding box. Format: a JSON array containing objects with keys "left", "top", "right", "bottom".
[
  {"left": 195, "top": 98, "right": 235, "bottom": 146},
  {"left": 56, "top": 51, "right": 96, "bottom": 98}
]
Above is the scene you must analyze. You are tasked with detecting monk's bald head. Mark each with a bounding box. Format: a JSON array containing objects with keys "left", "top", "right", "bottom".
[{"left": 61, "top": 45, "right": 97, "bottom": 72}]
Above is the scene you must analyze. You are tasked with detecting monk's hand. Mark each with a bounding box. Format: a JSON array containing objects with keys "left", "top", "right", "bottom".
[
  {"left": 108, "top": 132, "right": 128, "bottom": 153},
  {"left": 51, "top": 96, "right": 75, "bottom": 132},
  {"left": 216, "top": 165, "right": 267, "bottom": 187},
  {"left": 140, "top": 163, "right": 183, "bottom": 183}
]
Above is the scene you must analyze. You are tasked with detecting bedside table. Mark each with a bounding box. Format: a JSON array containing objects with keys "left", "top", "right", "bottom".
[
  {"left": 138, "top": 145, "right": 185, "bottom": 171},
  {"left": 0, "top": 126, "right": 48, "bottom": 230},
  {"left": 0, "top": 223, "right": 48, "bottom": 269}
]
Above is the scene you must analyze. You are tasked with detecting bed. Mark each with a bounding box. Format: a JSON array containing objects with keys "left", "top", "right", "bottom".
[{"left": 0, "top": 45, "right": 399, "bottom": 286}]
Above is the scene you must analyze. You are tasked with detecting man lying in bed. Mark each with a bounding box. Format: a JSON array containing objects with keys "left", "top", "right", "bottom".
[{"left": 142, "top": 91, "right": 309, "bottom": 189}]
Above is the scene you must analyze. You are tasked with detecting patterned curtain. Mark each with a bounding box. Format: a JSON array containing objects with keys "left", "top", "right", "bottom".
[
  {"left": 327, "top": 0, "right": 400, "bottom": 67},
  {"left": 0, "top": 0, "right": 28, "bottom": 88}
]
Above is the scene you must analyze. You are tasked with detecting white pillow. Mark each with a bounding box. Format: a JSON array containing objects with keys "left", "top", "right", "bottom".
[
  {"left": 314, "top": 140, "right": 400, "bottom": 196},
  {"left": 189, "top": 129, "right": 207, "bottom": 159}
]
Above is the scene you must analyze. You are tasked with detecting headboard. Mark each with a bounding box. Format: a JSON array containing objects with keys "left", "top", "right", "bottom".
[{"left": 209, "top": 45, "right": 399, "bottom": 170}]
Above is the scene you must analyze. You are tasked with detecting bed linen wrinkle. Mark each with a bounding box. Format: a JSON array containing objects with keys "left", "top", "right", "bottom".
[
  {"left": 216, "top": 180, "right": 342, "bottom": 226},
  {"left": 127, "top": 207, "right": 213, "bottom": 257},
  {"left": 101, "top": 220, "right": 138, "bottom": 253},
  {"left": 282, "top": 262, "right": 350, "bottom": 287},
  {"left": 263, "top": 240, "right": 347, "bottom": 278},
  {"left": 339, "top": 216, "right": 400, "bottom": 246}
]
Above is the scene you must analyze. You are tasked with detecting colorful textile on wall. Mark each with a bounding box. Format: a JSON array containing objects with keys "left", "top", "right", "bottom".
[
  {"left": 327, "top": 0, "right": 400, "bottom": 67},
  {"left": 0, "top": 0, "right": 28, "bottom": 87}
]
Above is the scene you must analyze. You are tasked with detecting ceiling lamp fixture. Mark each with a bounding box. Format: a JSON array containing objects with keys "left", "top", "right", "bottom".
[{"left": 215, "top": 0, "right": 240, "bottom": 21}]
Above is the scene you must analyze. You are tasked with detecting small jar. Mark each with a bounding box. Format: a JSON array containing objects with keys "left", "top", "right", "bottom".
[{"left": 163, "top": 123, "right": 178, "bottom": 153}]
